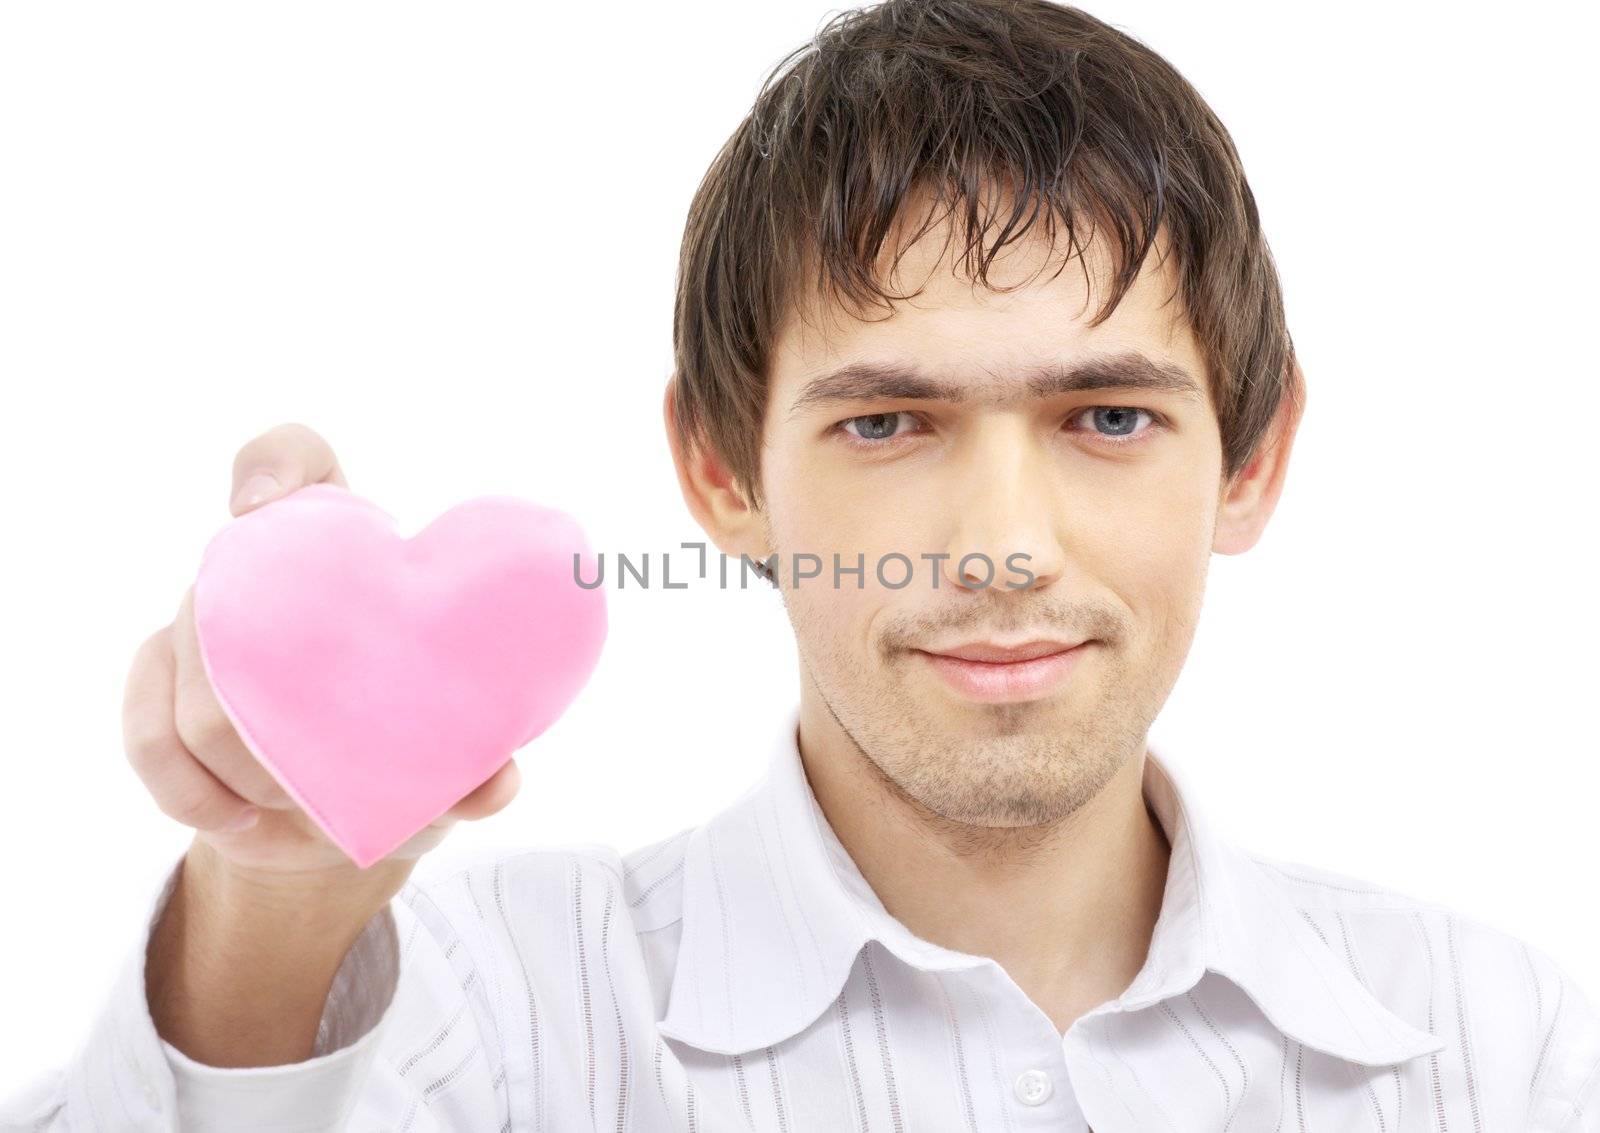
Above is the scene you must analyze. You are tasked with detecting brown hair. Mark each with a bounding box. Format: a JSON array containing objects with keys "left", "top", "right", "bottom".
[{"left": 669, "top": 0, "right": 1299, "bottom": 511}]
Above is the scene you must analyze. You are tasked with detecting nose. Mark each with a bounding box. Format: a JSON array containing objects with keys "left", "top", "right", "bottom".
[{"left": 938, "top": 421, "right": 1066, "bottom": 593}]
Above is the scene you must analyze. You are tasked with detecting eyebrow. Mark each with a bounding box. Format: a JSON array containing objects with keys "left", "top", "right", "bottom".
[{"left": 786, "top": 351, "right": 1207, "bottom": 420}]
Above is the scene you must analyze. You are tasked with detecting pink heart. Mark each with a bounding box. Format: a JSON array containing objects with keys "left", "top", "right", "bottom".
[{"left": 192, "top": 483, "right": 607, "bottom": 868}]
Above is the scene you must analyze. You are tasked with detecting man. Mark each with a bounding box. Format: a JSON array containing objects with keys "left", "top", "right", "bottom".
[{"left": 6, "top": 0, "right": 1596, "bottom": 1129}]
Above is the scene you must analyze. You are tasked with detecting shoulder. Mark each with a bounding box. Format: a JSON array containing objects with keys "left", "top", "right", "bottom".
[
  {"left": 619, "top": 826, "right": 695, "bottom": 930},
  {"left": 384, "top": 834, "right": 692, "bottom": 1050},
  {"left": 397, "top": 827, "right": 696, "bottom": 946},
  {"left": 1246, "top": 851, "right": 1456, "bottom": 913},
  {"left": 1245, "top": 848, "right": 1592, "bottom": 1010},
  {"left": 1248, "top": 851, "right": 1600, "bottom": 1127}
]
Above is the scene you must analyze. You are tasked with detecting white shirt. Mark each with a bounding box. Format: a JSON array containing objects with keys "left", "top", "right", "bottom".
[{"left": 6, "top": 703, "right": 1599, "bottom": 1131}]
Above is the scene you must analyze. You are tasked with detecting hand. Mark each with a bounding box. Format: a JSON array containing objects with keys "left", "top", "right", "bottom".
[{"left": 122, "top": 422, "right": 522, "bottom": 890}]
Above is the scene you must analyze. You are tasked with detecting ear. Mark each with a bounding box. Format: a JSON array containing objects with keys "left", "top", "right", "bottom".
[
  {"left": 662, "top": 378, "right": 770, "bottom": 563},
  {"left": 1213, "top": 357, "right": 1307, "bottom": 555}
]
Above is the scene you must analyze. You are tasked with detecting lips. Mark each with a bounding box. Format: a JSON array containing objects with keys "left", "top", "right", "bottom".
[
  {"left": 922, "top": 639, "right": 1086, "bottom": 663},
  {"left": 914, "top": 640, "right": 1091, "bottom": 703}
]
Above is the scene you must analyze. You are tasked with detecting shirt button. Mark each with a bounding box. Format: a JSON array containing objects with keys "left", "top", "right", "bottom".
[
  {"left": 1014, "top": 1068, "right": 1053, "bottom": 1105},
  {"left": 141, "top": 1077, "right": 162, "bottom": 1112}
]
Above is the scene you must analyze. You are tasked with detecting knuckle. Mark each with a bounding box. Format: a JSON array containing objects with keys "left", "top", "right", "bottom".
[
  {"left": 172, "top": 700, "right": 235, "bottom": 757},
  {"left": 274, "top": 420, "right": 324, "bottom": 446},
  {"left": 122, "top": 721, "right": 170, "bottom": 773},
  {"left": 155, "top": 787, "right": 217, "bottom": 829},
  {"left": 236, "top": 421, "right": 323, "bottom": 469},
  {"left": 132, "top": 625, "right": 168, "bottom": 659},
  {"left": 124, "top": 627, "right": 169, "bottom": 683}
]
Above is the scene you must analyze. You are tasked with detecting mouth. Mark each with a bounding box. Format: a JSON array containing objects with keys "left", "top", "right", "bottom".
[{"left": 912, "top": 639, "right": 1092, "bottom": 703}]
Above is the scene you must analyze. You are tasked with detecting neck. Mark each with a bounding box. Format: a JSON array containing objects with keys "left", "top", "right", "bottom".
[{"left": 797, "top": 697, "right": 1172, "bottom": 1036}]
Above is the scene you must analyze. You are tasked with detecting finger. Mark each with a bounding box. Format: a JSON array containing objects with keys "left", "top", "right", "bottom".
[
  {"left": 386, "top": 823, "right": 452, "bottom": 862},
  {"left": 354, "top": 759, "right": 520, "bottom": 867},
  {"left": 229, "top": 421, "right": 351, "bottom": 516},
  {"left": 169, "top": 586, "right": 296, "bottom": 810},
  {"left": 440, "top": 759, "right": 522, "bottom": 824},
  {"left": 123, "top": 625, "right": 261, "bottom": 834}
]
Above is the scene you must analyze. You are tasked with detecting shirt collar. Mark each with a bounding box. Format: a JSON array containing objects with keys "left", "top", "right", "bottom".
[{"left": 657, "top": 703, "right": 1447, "bottom": 1067}]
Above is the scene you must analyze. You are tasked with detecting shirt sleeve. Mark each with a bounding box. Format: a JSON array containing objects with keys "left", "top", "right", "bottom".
[
  {"left": 158, "top": 861, "right": 404, "bottom": 1131},
  {"left": 1525, "top": 947, "right": 1600, "bottom": 1131},
  {"left": 2, "top": 849, "right": 511, "bottom": 1132}
]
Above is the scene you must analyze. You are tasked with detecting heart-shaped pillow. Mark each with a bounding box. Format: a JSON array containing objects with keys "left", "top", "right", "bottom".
[{"left": 192, "top": 483, "right": 607, "bottom": 868}]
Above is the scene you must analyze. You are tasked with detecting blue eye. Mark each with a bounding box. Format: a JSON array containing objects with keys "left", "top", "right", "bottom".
[
  {"left": 838, "top": 412, "right": 920, "bottom": 444},
  {"left": 833, "top": 406, "right": 1164, "bottom": 449},
  {"left": 1069, "top": 406, "right": 1160, "bottom": 445}
]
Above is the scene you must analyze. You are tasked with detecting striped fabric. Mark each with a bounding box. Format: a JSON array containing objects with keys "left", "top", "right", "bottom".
[{"left": 8, "top": 703, "right": 1598, "bottom": 1131}]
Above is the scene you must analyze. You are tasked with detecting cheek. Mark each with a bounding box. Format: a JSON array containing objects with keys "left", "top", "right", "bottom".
[
  {"left": 758, "top": 459, "right": 901, "bottom": 662},
  {"left": 1078, "top": 473, "right": 1216, "bottom": 643},
  {"left": 781, "top": 574, "right": 886, "bottom": 686},
  {"left": 767, "top": 459, "right": 931, "bottom": 575}
]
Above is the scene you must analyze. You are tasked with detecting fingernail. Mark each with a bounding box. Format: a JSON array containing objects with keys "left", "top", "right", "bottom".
[
  {"left": 236, "top": 473, "right": 281, "bottom": 510},
  {"left": 223, "top": 807, "right": 260, "bottom": 832}
]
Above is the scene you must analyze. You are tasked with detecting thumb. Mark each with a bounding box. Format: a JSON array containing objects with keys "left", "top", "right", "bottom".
[
  {"left": 228, "top": 422, "right": 348, "bottom": 516},
  {"left": 231, "top": 470, "right": 284, "bottom": 514}
]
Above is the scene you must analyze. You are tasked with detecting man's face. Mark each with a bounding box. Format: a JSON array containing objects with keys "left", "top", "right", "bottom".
[{"left": 757, "top": 210, "right": 1227, "bottom": 832}]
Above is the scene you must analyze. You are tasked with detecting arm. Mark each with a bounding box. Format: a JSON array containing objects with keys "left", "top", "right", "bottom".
[
  {"left": 146, "top": 836, "right": 410, "bottom": 1069},
  {"left": 1526, "top": 949, "right": 1600, "bottom": 1131},
  {"left": 0, "top": 423, "right": 522, "bottom": 1132},
  {"left": 2, "top": 849, "right": 509, "bottom": 1133}
]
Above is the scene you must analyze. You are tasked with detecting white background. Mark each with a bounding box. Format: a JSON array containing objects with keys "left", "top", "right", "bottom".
[{"left": 1, "top": 0, "right": 1595, "bottom": 1099}]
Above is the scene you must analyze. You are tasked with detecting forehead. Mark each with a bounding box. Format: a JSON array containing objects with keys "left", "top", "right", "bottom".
[{"left": 770, "top": 200, "right": 1204, "bottom": 402}]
